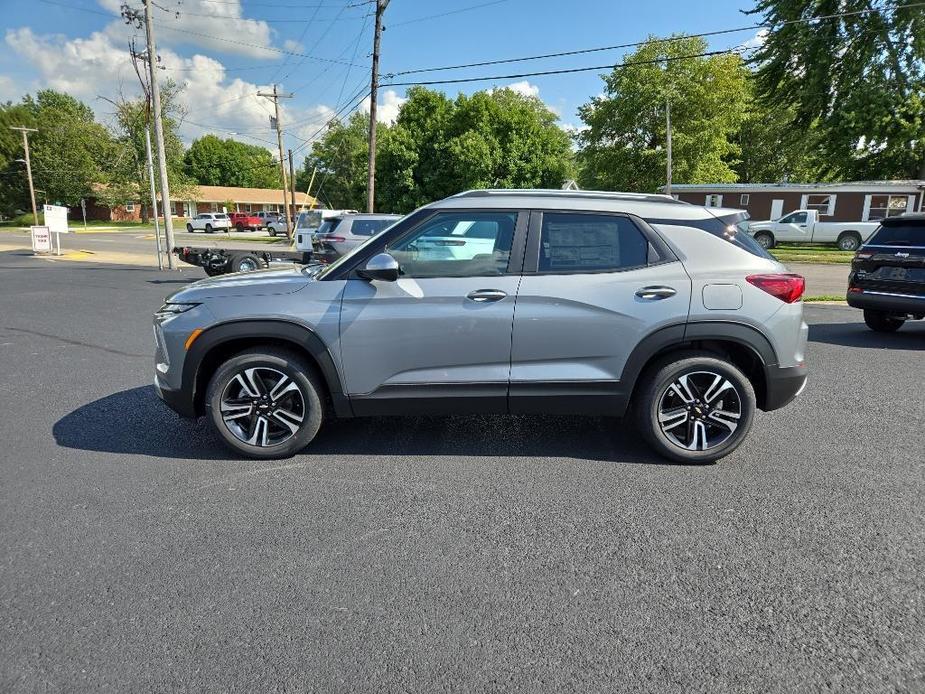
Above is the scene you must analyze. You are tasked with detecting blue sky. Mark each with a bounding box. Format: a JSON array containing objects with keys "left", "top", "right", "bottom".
[{"left": 0, "top": 0, "right": 759, "bottom": 154}]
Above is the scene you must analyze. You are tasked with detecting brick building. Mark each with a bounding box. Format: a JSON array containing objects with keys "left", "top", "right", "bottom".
[
  {"left": 78, "top": 185, "right": 318, "bottom": 222},
  {"left": 663, "top": 181, "right": 925, "bottom": 222}
]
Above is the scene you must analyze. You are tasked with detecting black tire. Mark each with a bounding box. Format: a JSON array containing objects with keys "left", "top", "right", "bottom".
[
  {"left": 203, "top": 265, "right": 224, "bottom": 277},
  {"left": 186, "top": 223, "right": 194, "bottom": 233},
  {"left": 634, "top": 351, "right": 756, "bottom": 464},
  {"left": 236, "top": 222, "right": 245, "bottom": 232},
  {"left": 863, "top": 310, "right": 904, "bottom": 333},
  {"left": 267, "top": 227, "right": 277, "bottom": 237},
  {"left": 837, "top": 231, "right": 862, "bottom": 251},
  {"left": 205, "top": 224, "right": 213, "bottom": 234},
  {"left": 232, "top": 253, "right": 263, "bottom": 273},
  {"left": 754, "top": 231, "right": 774, "bottom": 249},
  {"left": 205, "top": 347, "right": 325, "bottom": 460}
]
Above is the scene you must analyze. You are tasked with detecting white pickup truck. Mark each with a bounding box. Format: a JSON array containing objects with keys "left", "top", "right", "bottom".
[{"left": 748, "top": 210, "right": 879, "bottom": 251}]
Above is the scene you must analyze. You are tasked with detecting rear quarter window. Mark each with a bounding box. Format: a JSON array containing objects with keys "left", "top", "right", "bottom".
[{"left": 648, "top": 212, "right": 774, "bottom": 260}]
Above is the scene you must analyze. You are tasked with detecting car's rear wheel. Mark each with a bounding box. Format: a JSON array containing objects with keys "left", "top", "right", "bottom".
[
  {"left": 837, "top": 231, "right": 862, "bottom": 251},
  {"left": 232, "top": 253, "right": 262, "bottom": 272},
  {"left": 206, "top": 348, "right": 325, "bottom": 459},
  {"left": 186, "top": 223, "right": 193, "bottom": 232},
  {"left": 236, "top": 222, "right": 245, "bottom": 232},
  {"left": 863, "top": 309, "right": 904, "bottom": 332},
  {"left": 753, "top": 231, "right": 774, "bottom": 249},
  {"left": 267, "top": 226, "right": 277, "bottom": 237},
  {"left": 635, "top": 351, "right": 756, "bottom": 464}
]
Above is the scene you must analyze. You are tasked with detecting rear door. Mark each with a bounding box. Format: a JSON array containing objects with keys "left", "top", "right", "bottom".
[
  {"left": 338, "top": 209, "right": 527, "bottom": 413},
  {"left": 509, "top": 210, "right": 691, "bottom": 413}
]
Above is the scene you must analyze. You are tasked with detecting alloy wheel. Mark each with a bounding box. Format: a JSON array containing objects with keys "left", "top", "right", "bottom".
[
  {"left": 220, "top": 367, "right": 306, "bottom": 447},
  {"left": 657, "top": 371, "right": 742, "bottom": 451}
]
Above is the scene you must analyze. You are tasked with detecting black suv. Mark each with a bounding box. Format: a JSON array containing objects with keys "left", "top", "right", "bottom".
[{"left": 847, "top": 213, "right": 925, "bottom": 332}]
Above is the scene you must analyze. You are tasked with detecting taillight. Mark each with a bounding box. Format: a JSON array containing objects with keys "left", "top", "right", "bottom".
[{"left": 746, "top": 273, "right": 805, "bottom": 303}]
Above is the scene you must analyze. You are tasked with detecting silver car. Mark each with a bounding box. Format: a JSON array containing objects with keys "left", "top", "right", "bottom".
[
  {"left": 312, "top": 213, "right": 403, "bottom": 262},
  {"left": 154, "top": 189, "right": 808, "bottom": 463}
]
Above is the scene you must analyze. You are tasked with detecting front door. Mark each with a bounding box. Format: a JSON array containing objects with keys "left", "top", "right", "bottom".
[
  {"left": 509, "top": 210, "right": 692, "bottom": 414},
  {"left": 339, "top": 209, "right": 525, "bottom": 415},
  {"left": 775, "top": 211, "right": 810, "bottom": 242},
  {"left": 770, "top": 199, "right": 784, "bottom": 220}
]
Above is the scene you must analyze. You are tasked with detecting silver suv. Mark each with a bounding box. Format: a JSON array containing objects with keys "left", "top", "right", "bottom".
[
  {"left": 312, "top": 213, "right": 403, "bottom": 262},
  {"left": 154, "top": 189, "right": 808, "bottom": 463}
]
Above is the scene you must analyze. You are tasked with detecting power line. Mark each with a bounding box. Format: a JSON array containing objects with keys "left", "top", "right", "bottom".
[
  {"left": 387, "top": 1, "right": 925, "bottom": 77},
  {"left": 382, "top": 47, "right": 756, "bottom": 88},
  {"left": 389, "top": 0, "right": 509, "bottom": 28}
]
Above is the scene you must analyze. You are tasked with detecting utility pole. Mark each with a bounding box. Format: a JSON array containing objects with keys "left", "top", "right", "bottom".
[
  {"left": 665, "top": 96, "right": 673, "bottom": 197},
  {"left": 258, "top": 85, "right": 294, "bottom": 238},
  {"left": 366, "top": 0, "right": 389, "bottom": 213},
  {"left": 132, "top": 0, "right": 178, "bottom": 269},
  {"left": 10, "top": 127, "right": 39, "bottom": 225},
  {"left": 288, "top": 148, "right": 298, "bottom": 235},
  {"left": 128, "top": 38, "right": 165, "bottom": 269}
]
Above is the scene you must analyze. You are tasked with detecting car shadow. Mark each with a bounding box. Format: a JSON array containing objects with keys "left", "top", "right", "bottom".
[
  {"left": 52, "top": 385, "right": 678, "bottom": 465},
  {"left": 809, "top": 322, "right": 925, "bottom": 350}
]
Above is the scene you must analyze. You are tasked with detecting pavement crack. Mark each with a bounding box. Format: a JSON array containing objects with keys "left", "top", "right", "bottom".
[{"left": 0, "top": 325, "right": 148, "bottom": 358}]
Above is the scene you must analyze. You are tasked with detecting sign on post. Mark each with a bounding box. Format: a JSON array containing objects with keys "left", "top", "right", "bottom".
[
  {"left": 43, "top": 204, "right": 69, "bottom": 256},
  {"left": 31, "top": 225, "right": 51, "bottom": 253}
]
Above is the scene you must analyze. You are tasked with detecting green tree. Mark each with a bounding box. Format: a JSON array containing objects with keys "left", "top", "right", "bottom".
[
  {"left": 734, "top": 90, "right": 828, "bottom": 183},
  {"left": 295, "top": 110, "right": 373, "bottom": 211},
  {"left": 104, "top": 80, "right": 194, "bottom": 219},
  {"left": 576, "top": 36, "right": 750, "bottom": 192},
  {"left": 185, "top": 134, "right": 281, "bottom": 189},
  {"left": 750, "top": 0, "right": 925, "bottom": 179},
  {"left": 0, "top": 91, "right": 117, "bottom": 215},
  {"left": 378, "top": 86, "right": 574, "bottom": 212}
]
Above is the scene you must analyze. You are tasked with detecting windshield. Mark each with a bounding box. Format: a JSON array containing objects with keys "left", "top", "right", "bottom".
[
  {"left": 312, "top": 214, "right": 408, "bottom": 279},
  {"left": 866, "top": 221, "right": 925, "bottom": 247}
]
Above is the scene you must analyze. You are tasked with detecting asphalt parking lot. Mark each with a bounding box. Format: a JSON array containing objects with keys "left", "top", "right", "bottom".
[{"left": 1, "top": 251, "right": 923, "bottom": 692}]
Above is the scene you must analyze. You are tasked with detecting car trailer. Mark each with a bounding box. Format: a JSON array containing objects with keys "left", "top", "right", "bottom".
[{"left": 174, "top": 245, "right": 315, "bottom": 276}]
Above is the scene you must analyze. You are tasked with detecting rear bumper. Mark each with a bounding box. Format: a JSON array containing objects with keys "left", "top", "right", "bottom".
[
  {"left": 846, "top": 289, "right": 925, "bottom": 316},
  {"left": 763, "top": 363, "right": 807, "bottom": 411}
]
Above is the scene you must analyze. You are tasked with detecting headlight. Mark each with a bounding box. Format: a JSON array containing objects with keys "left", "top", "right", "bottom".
[{"left": 155, "top": 302, "right": 199, "bottom": 318}]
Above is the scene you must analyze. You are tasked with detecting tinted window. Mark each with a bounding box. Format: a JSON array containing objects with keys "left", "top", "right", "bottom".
[
  {"left": 317, "top": 219, "right": 343, "bottom": 235},
  {"left": 388, "top": 211, "right": 516, "bottom": 278},
  {"left": 867, "top": 221, "right": 925, "bottom": 246},
  {"left": 780, "top": 212, "right": 807, "bottom": 224},
  {"left": 215, "top": 214, "right": 228, "bottom": 219},
  {"left": 352, "top": 219, "right": 394, "bottom": 236},
  {"left": 539, "top": 213, "right": 648, "bottom": 272}
]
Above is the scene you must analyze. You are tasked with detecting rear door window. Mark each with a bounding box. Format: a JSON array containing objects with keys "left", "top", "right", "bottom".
[
  {"left": 352, "top": 219, "right": 395, "bottom": 236},
  {"left": 537, "top": 212, "right": 648, "bottom": 272}
]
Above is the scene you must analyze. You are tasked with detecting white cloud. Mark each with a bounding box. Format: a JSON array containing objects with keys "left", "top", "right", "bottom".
[
  {"left": 504, "top": 80, "right": 540, "bottom": 98},
  {"left": 97, "top": 0, "right": 277, "bottom": 59},
  {"left": 0, "top": 74, "right": 20, "bottom": 102},
  {"left": 743, "top": 28, "right": 769, "bottom": 50},
  {"left": 283, "top": 39, "right": 304, "bottom": 53},
  {"left": 4, "top": 26, "right": 349, "bottom": 153},
  {"left": 359, "top": 89, "right": 407, "bottom": 125}
]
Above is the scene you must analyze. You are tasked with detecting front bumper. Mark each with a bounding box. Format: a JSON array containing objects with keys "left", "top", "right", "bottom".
[
  {"left": 846, "top": 288, "right": 925, "bottom": 316},
  {"left": 155, "top": 372, "right": 197, "bottom": 418},
  {"left": 763, "top": 363, "right": 807, "bottom": 411}
]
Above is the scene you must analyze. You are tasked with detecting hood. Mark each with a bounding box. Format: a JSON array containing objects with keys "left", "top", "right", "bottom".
[{"left": 166, "top": 266, "right": 312, "bottom": 302}]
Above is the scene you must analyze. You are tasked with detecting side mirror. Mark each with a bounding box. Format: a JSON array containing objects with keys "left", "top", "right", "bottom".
[{"left": 358, "top": 252, "right": 400, "bottom": 282}]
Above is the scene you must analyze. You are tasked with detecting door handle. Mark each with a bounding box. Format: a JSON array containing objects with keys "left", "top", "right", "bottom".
[
  {"left": 635, "top": 286, "right": 677, "bottom": 300},
  {"left": 466, "top": 289, "right": 507, "bottom": 302}
]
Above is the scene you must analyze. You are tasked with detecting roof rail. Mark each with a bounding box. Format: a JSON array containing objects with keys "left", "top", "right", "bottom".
[{"left": 451, "top": 188, "right": 687, "bottom": 205}]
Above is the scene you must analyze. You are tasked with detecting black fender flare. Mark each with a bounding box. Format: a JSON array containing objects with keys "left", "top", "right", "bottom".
[
  {"left": 182, "top": 319, "right": 349, "bottom": 417},
  {"left": 619, "top": 320, "right": 778, "bottom": 400}
]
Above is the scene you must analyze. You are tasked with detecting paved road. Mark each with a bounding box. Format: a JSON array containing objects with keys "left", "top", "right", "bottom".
[{"left": 1, "top": 253, "right": 923, "bottom": 692}]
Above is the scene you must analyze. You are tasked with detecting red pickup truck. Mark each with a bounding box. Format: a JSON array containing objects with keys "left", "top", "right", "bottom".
[{"left": 227, "top": 212, "right": 262, "bottom": 232}]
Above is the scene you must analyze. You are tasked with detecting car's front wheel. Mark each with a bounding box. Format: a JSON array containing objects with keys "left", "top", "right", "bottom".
[
  {"left": 205, "top": 348, "right": 325, "bottom": 459},
  {"left": 635, "top": 351, "right": 756, "bottom": 464},
  {"left": 205, "top": 224, "right": 213, "bottom": 233},
  {"left": 863, "top": 309, "right": 904, "bottom": 333},
  {"left": 753, "top": 231, "right": 774, "bottom": 249},
  {"left": 186, "top": 223, "right": 193, "bottom": 233}
]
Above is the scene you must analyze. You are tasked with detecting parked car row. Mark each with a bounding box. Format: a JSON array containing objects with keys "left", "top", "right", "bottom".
[{"left": 747, "top": 209, "right": 878, "bottom": 251}]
